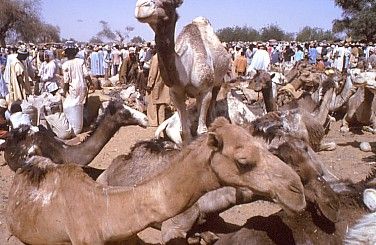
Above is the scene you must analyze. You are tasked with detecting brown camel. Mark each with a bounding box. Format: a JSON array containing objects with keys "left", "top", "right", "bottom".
[
  {"left": 96, "top": 136, "right": 338, "bottom": 244},
  {"left": 212, "top": 168, "right": 376, "bottom": 245},
  {"left": 4, "top": 100, "right": 148, "bottom": 171},
  {"left": 159, "top": 138, "right": 340, "bottom": 244},
  {"left": 7, "top": 117, "right": 305, "bottom": 244},
  {"left": 135, "top": 0, "right": 232, "bottom": 142},
  {"left": 340, "top": 69, "right": 376, "bottom": 133},
  {"left": 248, "top": 70, "right": 338, "bottom": 151}
]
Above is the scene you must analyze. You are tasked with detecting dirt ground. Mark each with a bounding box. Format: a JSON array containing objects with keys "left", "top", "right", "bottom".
[{"left": 0, "top": 116, "right": 375, "bottom": 244}]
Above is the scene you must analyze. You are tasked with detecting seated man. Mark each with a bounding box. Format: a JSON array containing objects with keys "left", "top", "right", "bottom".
[{"left": 9, "top": 102, "right": 32, "bottom": 129}]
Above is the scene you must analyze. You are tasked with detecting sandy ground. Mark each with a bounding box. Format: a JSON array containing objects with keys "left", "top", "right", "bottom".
[{"left": 0, "top": 117, "right": 374, "bottom": 244}]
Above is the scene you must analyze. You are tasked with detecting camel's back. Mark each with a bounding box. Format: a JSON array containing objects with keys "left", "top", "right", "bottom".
[
  {"left": 97, "top": 140, "right": 178, "bottom": 187},
  {"left": 176, "top": 17, "right": 231, "bottom": 82}
]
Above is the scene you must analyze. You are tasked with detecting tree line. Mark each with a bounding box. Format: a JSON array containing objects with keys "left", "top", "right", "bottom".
[
  {"left": 215, "top": 24, "right": 339, "bottom": 43},
  {"left": 0, "top": 0, "right": 375, "bottom": 45}
]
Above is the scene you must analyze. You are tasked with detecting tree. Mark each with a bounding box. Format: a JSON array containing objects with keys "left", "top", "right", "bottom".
[
  {"left": 130, "top": 36, "right": 145, "bottom": 44},
  {"left": 0, "top": 0, "right": 61, "bottom": 45},
  {"left": 89, "top": 36, "right": 104, "bottom": 44},
  {"left": 296, "top": 26, "right": 336, "bottom": 42},
  {"left": 333, "top": 0, "right": 376, "bottom": 41},
  {"left": 216, "top": 25, "right": 260, "bottom": 42},
  {"left": 260, "top": 24, "right": 292, "bottom": 41},
  {"left": 96, "top": 20, "right": 117, "bottom": 42}
]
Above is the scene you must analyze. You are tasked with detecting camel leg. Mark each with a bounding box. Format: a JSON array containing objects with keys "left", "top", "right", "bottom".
[
  {"left": 169, "top": 89, "right": 191, "bottom": 144},
  {"left": 197, "top": 90, "right": 213, "bottom": 135},
  {"left": 340, "top": 89, "right": 363, "bottom": 133},
  {"left": 207, "top": 85, "right": 221, "bottom": 125}
]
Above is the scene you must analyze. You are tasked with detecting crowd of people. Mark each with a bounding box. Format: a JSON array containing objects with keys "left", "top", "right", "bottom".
[
  {"left": 1, "top": 39, "right": 376, "bottom": 143},
  {"left": 0, "top": 40, "right": 174, "bottom": 143},
  {"left": 229, "top": 40, "right": 376, "bottom": 75}
]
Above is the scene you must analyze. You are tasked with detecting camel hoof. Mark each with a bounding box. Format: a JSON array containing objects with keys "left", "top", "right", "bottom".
[
  {"left": 359, "top": 142, "right": 372, "bottom": 152},
  {"left": 340, "top": 126, "right": 349, "bottom": 133}
]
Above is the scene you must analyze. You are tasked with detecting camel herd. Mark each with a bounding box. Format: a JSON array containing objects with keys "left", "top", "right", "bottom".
[{"left": 2, "top": 0, "right": 376, "bottom": 244}]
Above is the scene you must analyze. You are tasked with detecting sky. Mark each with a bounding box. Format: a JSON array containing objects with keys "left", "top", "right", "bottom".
[{"left": 41, "top": 0, "right": 343, "bottom": 42}]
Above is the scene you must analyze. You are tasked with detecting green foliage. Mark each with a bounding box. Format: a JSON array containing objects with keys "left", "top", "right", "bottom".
[
  {"left": 296, "top": 26, "right": 336, "bottom": 42},
  {"left": 260, "top": 24, "right": 293, "bottom": 41},
  {"left": 216, "top": 24, "right": 293, "bottom": 42},
  {"left": 0, "top": 0, "right": 60, "bottom": 45},
  {"left": 334, "top": 0, "right": 376, "bottom": 41},
  {"left": 130, "top": 36, "right": 145, "bottom": 44},
  {"left": 216, "top": 25, "right": 259, "bottom": 42}
]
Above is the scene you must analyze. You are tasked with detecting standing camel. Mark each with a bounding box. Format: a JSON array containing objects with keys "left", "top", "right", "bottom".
[{"left": 135, "top": 0, "right": 231, "bottom": 143}]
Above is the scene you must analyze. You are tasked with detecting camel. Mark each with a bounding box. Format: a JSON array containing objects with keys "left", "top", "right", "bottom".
[
  {"left": 248, "top": 70, "right": 339, "bottom": 152},
  {"left": 7, "top": 117, "right": 306, "bottom": 244},
  {"left": 159, "top": 138, "right": 340, "bottom": 244},
  {"left": 135, "top": 0, "right": 232, "bottom": 143},
  {"left": 340, "top": 68, "right": 376, "bottom": 133},
  {"left": 212, "top": 169, "right": 376, "bottom": 245},
  {"left": 4, "top": 100, "right": 148, "bottom": 171},
  {"left": 154, "top": 90, "right": 257, "bottom": 145},
  {"left": 96, "top": 136, "right": 338, "bottom": 244}
]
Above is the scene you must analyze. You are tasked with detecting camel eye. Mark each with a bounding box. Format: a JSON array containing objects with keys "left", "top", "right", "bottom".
[{"left": 236, "top": 158, "right": 255, "bottom": 173}]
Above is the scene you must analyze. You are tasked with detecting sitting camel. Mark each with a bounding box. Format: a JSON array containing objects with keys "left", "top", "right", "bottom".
[
  {"left": 212, "top": 169, "right": 376, "bottom": 245},
  {"left": 4, "top": 100, "right": 148, "bottom": 171},
  {"left": 136, "top": 0, "right": 232, "bottom": 143},
  {"left": 154, "top": 90, "right": 257, "bottom": 145},
  {"left": 7, "top": 118, "right": 306, "bottom": 244},
  {"left": 248, "top": 70, "right": 339, "bottom": 151},
  {"left": 96, "top": 135, "right": 338, "bottom": 244},
  {"left": 340, "top": 68, "right": 376, "bottom": 133}
]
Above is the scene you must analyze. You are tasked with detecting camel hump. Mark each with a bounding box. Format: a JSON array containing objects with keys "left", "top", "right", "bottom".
[{"left": 19, "top": 156, "right": 57, "bottom": 184}]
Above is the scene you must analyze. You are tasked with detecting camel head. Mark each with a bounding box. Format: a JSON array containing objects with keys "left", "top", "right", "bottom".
[
  {"left": 135, "top": 0, "right": 183, "bottom": 30},
  {"left": 4, "top": 125, "right": 45, "bottom": 171},
  {"left": 100, "top": 100, "right": 149, "bottom": 128},
  {"left": 207, "top": 117, "right": 306, "bottom": 214},
  {"left": 349, "top": 69, "right": 376, "bottom": 91},
  {"left": 270, "top": 138, "right": 340, "bottom": 222},
  {"left": 248, "top": 70, "right": 275, "bottom": 92}
]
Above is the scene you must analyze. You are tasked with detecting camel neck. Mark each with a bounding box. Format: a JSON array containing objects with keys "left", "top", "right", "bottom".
[
  {"left": 313, "top": 87, "right": 335, "bottom": 126},
  {"left": 100, "top": 140, "right": 221, "bottom": 240},
  {"left": 331, "top": 76, "right": 354, "bottom": 110},
  {"left": 64, "top": 115, "right": 120, "bottom": 165},
  {"left": 154, "top": 19, "right": 180, "bottom": 87}
]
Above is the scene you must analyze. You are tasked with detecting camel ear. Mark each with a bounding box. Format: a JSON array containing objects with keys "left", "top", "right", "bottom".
[{"left": 207, "top": 132, "right": 223, "bottom": 151}]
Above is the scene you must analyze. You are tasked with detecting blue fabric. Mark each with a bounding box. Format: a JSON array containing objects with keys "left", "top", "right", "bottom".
[
  {"left": 0, "top": 72, "right": 8, "bottom": 97},
  {"left": 308, "top": 48, "right": 317, "bottom": 64},
  {"left": 90, "top": 51, "right": 105, "bottom": 76}
]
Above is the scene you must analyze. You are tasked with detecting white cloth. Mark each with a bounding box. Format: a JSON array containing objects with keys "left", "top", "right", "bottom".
[
  {"left": 10, "top": 112, "right": 32, "bottom": 129},
  {"left": 39, "top": 61, "right": 59, "bottom": 93},
  {"left": 249, "top": 49, "right": 270, "bottom": 71},
  {"left": 45, "top": 112, "right": 73, "bottom": 139},
  {"left": 62, "top": 58, "right": 89, "bottom": 107}
]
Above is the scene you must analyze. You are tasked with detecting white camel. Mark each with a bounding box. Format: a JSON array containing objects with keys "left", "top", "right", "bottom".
[{"left": 135, "top": 0, "right": 231, "bottom": 143}]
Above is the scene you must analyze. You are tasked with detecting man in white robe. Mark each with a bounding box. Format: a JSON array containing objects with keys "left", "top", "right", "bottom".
[
  {"left": 62, "top": 41, "right": 92, "bottom": 135},
  {"left": 38, "top": 50, "right": 59, "bottom": 94}
]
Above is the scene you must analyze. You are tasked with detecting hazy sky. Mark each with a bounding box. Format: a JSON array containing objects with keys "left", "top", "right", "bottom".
[{"left": 41, "top": 0, "right": 343, "bottom": 42}]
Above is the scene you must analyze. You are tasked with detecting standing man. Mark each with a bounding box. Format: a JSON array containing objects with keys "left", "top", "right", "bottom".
[
  {"left": 38, "top": 50, "right": 59, "bottom": 94},
  {"left": 147, "top": 54, "right": 170, "bottom": 127},
  {"left": 233, "top": 51, "right": 247, "bottom": 76},
  {"left": 62, "top": 41, "right": 92, "bottom": 135},
  {"left": 8, "top": 46, "right": 31, "bottom": 104},
  {"left": 119, "top": 47, "right": 139, "bottom": 84}
]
